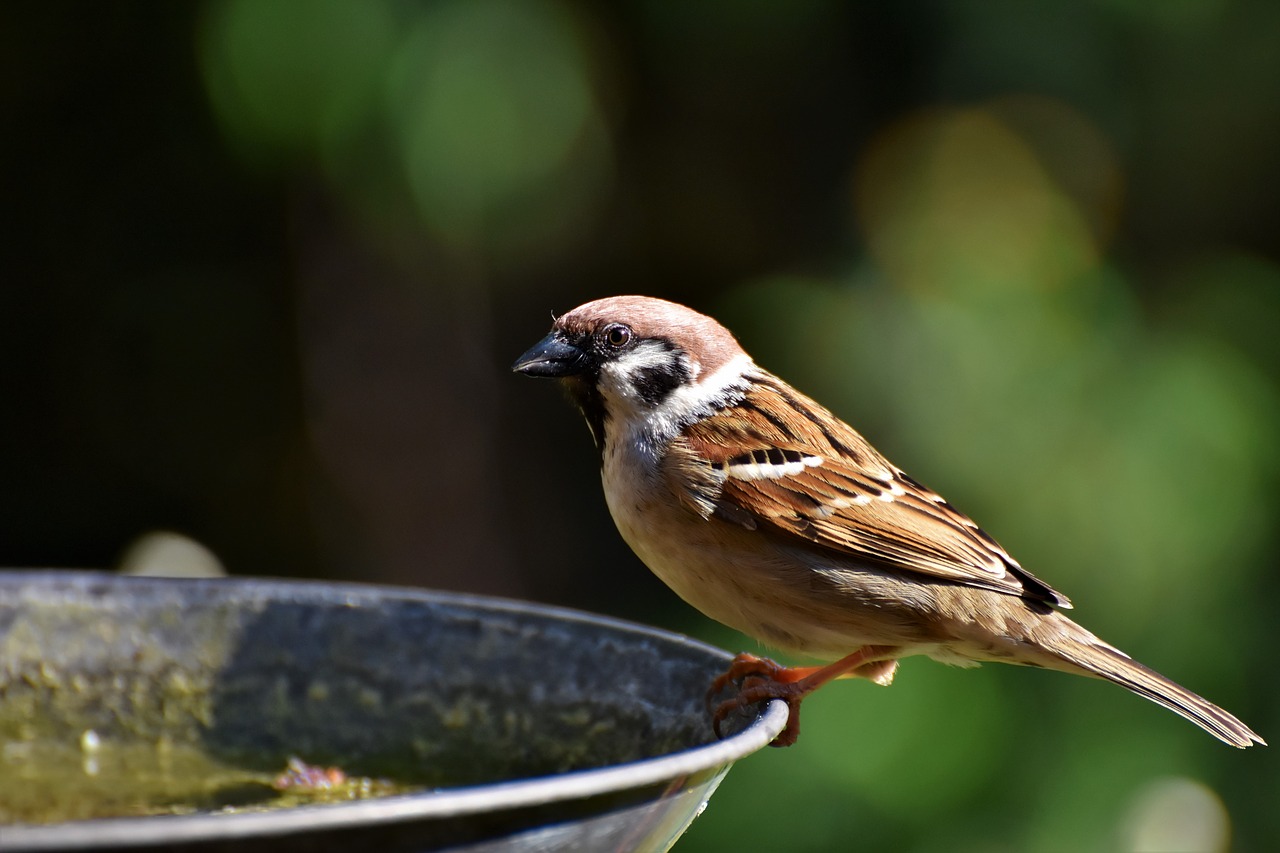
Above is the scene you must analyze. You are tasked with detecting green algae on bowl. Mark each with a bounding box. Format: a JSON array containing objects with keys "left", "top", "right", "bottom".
[
  {"left": 0, "top": 736, "right": 413, "bottom": 825},
  {"left": 0, "top": 573, "right": 786, "bottom": 852}
]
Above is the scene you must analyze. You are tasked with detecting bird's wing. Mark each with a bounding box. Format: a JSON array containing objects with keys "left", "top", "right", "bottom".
[{"left": 663, "top": 371, "right": 1072, "bottom": 609}]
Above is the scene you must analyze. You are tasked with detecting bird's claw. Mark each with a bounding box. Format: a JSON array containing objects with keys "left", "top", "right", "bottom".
[
  {"left": 707, "top": 653, "right": 803, "bottom": 747},
  {"left": 705, "top": 653, "right": 786, "bottom": 711}
]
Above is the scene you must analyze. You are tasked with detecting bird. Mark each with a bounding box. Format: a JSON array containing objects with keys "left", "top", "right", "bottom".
[{"left": 512, "top": 295, "right": 1264, "bottom": 749}]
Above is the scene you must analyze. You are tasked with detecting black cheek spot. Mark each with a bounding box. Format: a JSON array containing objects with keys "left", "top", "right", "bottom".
[{"left": 632, "top": 363, "right": 689, "bottom": 406}]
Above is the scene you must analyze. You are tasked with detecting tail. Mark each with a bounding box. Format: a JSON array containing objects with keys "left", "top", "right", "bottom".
[{"left": 1045, "top": 625, "right": 1265, "bottom": 748}]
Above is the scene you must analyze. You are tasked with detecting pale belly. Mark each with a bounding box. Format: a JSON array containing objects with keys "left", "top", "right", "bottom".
[{"left": 599, "top": 453, "right": 932, "bottom": 660}]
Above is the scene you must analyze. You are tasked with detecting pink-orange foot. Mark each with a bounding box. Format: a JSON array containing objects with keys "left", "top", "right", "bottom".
[
  {"left": 706, "top": 652, "right": 789, "bottom": 709},
  {"left": 709, "top": 656, "right": 808, "bottom": 746},
  {"left": 707, "top": 647, "right": 897, "bottom": 747}
]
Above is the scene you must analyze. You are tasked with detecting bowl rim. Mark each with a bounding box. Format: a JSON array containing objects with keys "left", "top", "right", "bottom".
[{"left": 0, "top": 571, "right": 789, "bottom": 849}]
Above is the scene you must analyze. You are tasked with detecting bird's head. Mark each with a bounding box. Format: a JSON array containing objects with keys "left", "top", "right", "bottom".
[{"left": 512, "top": 295, "right": 752, "bottom": 447}]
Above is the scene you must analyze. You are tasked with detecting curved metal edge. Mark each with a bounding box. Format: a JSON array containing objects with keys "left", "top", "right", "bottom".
[
  {"left": 0, "top": 570, "right": 735, "bottom": 667},
  {"left": 0, "top": 571, "right": 790, "bottom": 850}
]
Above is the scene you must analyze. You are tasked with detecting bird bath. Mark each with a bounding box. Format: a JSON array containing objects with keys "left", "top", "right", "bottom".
[{"left": 0, "top": 572, "right": 785, "bottom": 851}]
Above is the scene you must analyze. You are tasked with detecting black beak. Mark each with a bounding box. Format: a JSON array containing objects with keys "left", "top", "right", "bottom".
[{"left": 512, "top": 332, "right": 590, "bottom": 378}]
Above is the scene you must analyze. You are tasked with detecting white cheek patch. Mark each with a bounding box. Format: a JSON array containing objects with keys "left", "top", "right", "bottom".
[
  {"left": 598, "top": 341, "right": 679, "bottom": 395},
  {"left": 724, "top": 449, "right": 823, "bottom": 481},
  {"left": 605, "top": 350, "right": 756, "bottom": 449},
  {"left": 662, "top": 352, "right": 754, "bottom": 420},
  {"left": 625, "top": 339, "right": 683, "bottom": 372}
]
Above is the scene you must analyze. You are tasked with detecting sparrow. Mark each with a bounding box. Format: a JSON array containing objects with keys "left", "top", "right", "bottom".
[{"left": 512, "top": 295, "right": 1264, "bottom": 749}]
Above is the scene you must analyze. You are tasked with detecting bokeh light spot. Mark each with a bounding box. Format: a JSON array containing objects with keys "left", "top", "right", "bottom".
[
  {"left": 200, "top": 0, "right": 397, "bottom": 159},
  {"left": 855, "top": 104, "right": 1101, "bottom": 297},
  {"left": 387, "top": 0, "right": 611, "bottom": 252},
  {"left": 1120, "top": 776, "right": 1231, "bottom": 853}
]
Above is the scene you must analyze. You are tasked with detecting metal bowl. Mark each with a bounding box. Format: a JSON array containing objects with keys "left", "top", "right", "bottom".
[{"left": 0, "top": 571, "right": 785, "bottom": 851}]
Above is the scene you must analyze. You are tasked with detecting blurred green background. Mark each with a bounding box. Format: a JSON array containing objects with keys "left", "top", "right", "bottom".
[{"left": 4, "top": 1, "right": 1279, "bottom": 849}]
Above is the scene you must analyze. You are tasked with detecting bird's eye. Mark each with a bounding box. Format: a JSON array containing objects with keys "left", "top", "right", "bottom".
[{"left": 602, "top": 324, "right": 632, "bottom": 349}]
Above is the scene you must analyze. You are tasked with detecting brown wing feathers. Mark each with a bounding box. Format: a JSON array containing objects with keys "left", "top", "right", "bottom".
[{"left": 673, "top": 370, "right": 1072, "bottom": 608}]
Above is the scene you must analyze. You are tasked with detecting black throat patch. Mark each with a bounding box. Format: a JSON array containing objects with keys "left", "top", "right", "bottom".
[{"left": 562, "top": 377, "right": 607, "bottom": 452}]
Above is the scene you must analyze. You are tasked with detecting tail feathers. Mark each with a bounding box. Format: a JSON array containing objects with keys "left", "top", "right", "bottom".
[{"left": 1064, "top": 640, "right": 1264, "bottom": 749}]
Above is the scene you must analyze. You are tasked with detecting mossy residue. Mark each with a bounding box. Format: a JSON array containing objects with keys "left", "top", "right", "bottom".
[
  {"left": 0, "top": 735, "right": 417, "bottom": 825},
  {"left": 0, "top": 575, "right": 725, "bottom": 828}
]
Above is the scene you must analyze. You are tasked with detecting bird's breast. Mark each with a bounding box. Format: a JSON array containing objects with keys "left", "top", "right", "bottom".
[
  {"left": 597, "top": 434, "right": 927, "bottom": 658},
  {"left": 600, "top": 435, "right": 758, "bottom": 622}
]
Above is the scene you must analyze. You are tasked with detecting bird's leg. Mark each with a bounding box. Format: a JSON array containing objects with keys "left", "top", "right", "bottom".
[{"left": 709, "top": 646, "right": 898, "bottom": 747}]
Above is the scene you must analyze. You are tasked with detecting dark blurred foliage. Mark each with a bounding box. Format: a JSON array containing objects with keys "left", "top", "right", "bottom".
[{"left": 3, "top": 1, "right": 1279, "bottom": 849}]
